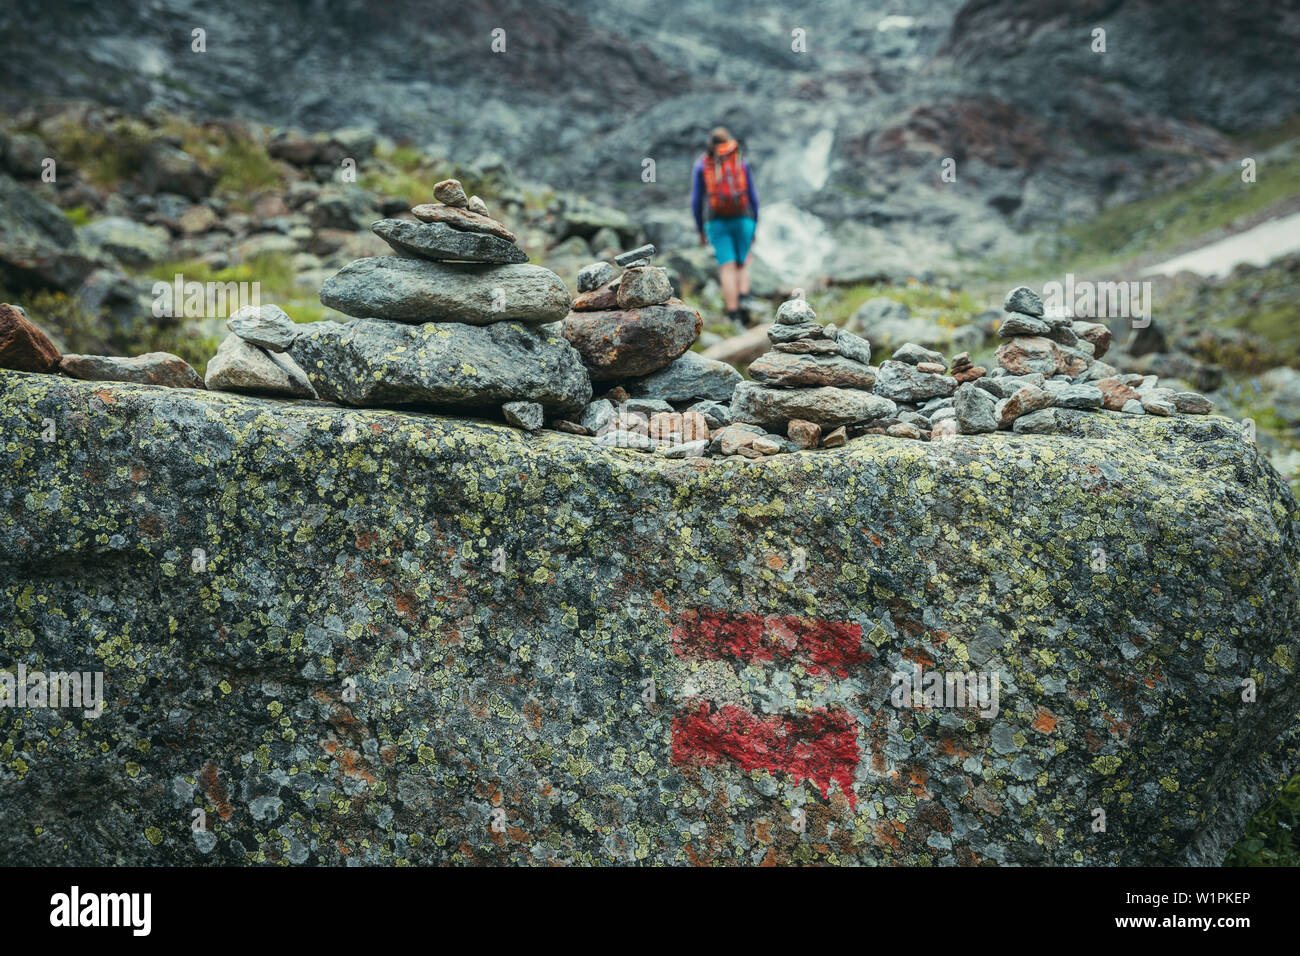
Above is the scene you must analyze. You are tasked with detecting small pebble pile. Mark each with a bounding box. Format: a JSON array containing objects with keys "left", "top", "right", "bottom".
[
  {"left": 964, "top": 285, "right": 1214, "bottom": 434},
  {"left": 1, "top": 222, "right": 1220, "bottom": 459},
  {"left": 572, "top": 284, "right": 1218, "bottom": 460},
  {"left": 730, "top": 297, "right": 894, "bottom": 450}
]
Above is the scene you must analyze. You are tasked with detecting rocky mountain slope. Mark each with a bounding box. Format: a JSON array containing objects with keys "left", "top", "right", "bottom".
[{"left": 4, "top": 0, "right": 1295, "bottom": 280}]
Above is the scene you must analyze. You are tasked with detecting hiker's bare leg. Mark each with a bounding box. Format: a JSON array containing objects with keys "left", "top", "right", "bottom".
[
  {"left": 720, "top": 262, "right": 740, "bottom": 312},
  {"left": 737, "top": 258, "right": 751, "bottom": 297}
]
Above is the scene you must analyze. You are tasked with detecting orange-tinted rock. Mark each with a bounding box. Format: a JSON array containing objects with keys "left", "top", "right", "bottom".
[
  {"left": 681, "top": 410, "right": 710, "bottom": 442},
  {"left": 0, "top": 303, "right": 60, "bottom": 373},
  {"left": 822, "top": 426, "right": 848, "bottom": 448},
  {"left": 998, "top": 385, "right": 1053, "bottom": 426},
  {"left": 1096, "top": 378, "right": 1141, "bottom": 411},
  {"left": 550, "top": 420, "right": 591, "bottom": 435},
  {"left": 713, "top": 424, "right": 759, "bottom": 456},
  {"left": 59, "top": 352, "right": 204, "bottom": 389},
  {"left": 571, "top": 280, "right": 620, "bottom": 312},
  {"left": 996, "top": 336, "right": 1062, "bottom": 376},
  {"left": 886, "top": 422, "right": 923, "bottom": 440},
  {"left": 787, "top": 418, "right": 822, "bottom": 449},
  {"left": 649, "top": 411, "right": 682, "bottom": 440},
  {"left": 1073, "top": 321, "right": 1112, "bottom": 359}
]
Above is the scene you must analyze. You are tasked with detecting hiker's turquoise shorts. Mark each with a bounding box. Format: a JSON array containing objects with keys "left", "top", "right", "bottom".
[{"left": 705, "top": 215, "right": 756, "bottom": 266}]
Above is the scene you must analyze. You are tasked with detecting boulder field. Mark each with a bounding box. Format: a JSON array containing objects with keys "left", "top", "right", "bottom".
[{"left": 1, "top": 371, "right": 1298, "bottom": 865}]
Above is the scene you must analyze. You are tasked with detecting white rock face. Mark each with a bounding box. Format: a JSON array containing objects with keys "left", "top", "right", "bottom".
[{"left": 205, "top": 334, "right": 317, "bottom": 398}]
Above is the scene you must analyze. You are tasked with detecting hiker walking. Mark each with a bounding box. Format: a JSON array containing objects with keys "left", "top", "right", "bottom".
[{"left": 692, "top": 127, "right": 759, "bottom": 326}]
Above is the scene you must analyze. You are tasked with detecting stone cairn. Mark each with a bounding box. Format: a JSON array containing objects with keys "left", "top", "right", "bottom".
[
  {"left": 5, "top": 233, "right": 1218, "bottom": 457},
  {"left": 964, "top": 284, "right": 1214, "bottom": 434},
  {"left": 207, "top": 178, "right": 590, "bottom": 429},
  {"left": 661, "top": 285, "right": 1216, "bottom": 454},
  {"left": 728, "top": 297, "right": 894, "bottom": 452},
  {"left": 555, "top": 280, "right": 1216, "bottom": 461},
  {"left": 559, "top": 244, "right": 742, "bottom": 457}
]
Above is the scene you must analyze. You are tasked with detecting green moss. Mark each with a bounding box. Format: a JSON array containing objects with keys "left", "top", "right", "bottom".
[
  {"left": 821, "top": 280, "right": 985, "bottom": 328},
  {"left": 212, "top": 136, "right": 283, "bottom": 200},
  {"left": 130, "top": 253, "right": 329, "bottom": 374},
  {"left": 1228, "top": 773, "right": 1300, "bottom": 865},
  {"left": 61, "top": 205, "right": 93, "bottom": 227},
  {"left": 153, "top": 116, "right": 285, "bottom": 207},
  {"left": 34, "top": 115, "right": 152, "bottom": 189},
  {"left": 359, "top": 141, "right": 502, "bottom": 205}
]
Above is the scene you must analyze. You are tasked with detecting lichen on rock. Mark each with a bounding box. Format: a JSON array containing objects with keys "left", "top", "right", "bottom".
[{"left": 0, "top": 371, "right": 1297, "bottom": 866}]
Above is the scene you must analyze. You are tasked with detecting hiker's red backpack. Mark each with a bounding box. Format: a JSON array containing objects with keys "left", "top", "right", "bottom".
[{"left": 702, "top": 141, "right": 751, "bottom": 219}]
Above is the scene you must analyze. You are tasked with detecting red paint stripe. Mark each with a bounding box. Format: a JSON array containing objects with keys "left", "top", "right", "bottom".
[
  {"left": 671, "top": 609, "right": 870, "bottom": 679},
  {"left": 671, "top": 703, "right": 859, "bottom": 808}
]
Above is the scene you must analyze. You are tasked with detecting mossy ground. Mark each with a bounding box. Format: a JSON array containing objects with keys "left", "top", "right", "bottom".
[{"left": 993, "top": 137, "right": 1300, "bottom": 278}]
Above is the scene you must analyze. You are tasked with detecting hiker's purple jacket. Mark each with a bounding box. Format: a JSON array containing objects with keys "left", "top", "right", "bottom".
[{"left": 691, "top": 155, "right": 759, "bottom": 233}]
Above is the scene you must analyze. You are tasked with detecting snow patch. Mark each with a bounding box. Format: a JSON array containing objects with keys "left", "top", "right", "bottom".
[
  {"left": 878, "top": 15, "right": 916, "bottom": 31},
  {"left": 1141, "top": 212, "right": 1300, "bottom": 278}
]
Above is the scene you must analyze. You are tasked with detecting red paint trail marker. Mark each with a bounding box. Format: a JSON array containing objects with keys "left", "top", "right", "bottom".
[
  {"left": 671, "top": 608, "right": 872, "bottom": 679},
  {"left": 669, "top": 609, "right": 869, "bottom": 807},
  {"left": 672, "top": 702, "right": 860, "bottom": 808}
]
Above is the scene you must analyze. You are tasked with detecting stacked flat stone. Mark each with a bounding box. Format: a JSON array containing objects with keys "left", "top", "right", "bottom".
[
  {"left": 273, "top": 179, "right": 590, "bottom": 428},
  {"left": 947, "top": 351, "right": 985, "bottom": 384},
  {"left": 966, "top": 285, "right": 1215, "bottom": 434},
  {"left": 731, "top": 297, "right": 896, "bottom": 449},
  {"left": 557, "top": 243, "right": 749, "bottom": 457}
]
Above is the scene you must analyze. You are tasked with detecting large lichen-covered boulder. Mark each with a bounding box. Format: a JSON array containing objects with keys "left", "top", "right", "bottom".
[{"left": 1, "top": 371, "right": 1298, "bottom": 865}]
